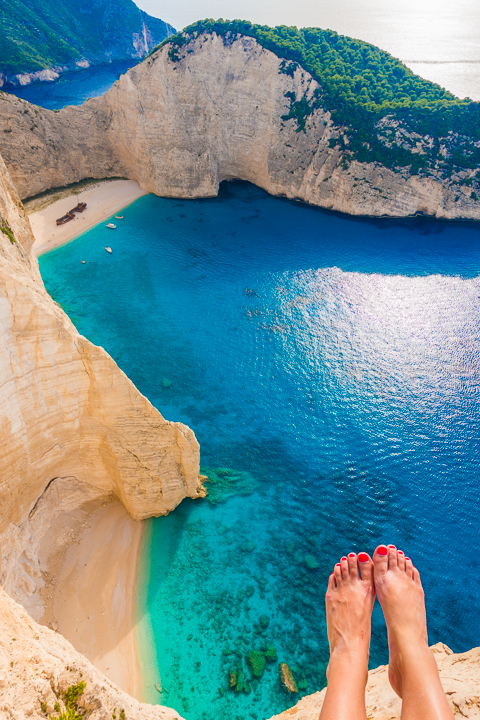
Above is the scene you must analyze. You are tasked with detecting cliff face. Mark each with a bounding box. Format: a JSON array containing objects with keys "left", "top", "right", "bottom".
[
  {"left": 0, "top": 585, "right": 184, "bottom": 719},
  {"left": 0, "top": 33, "right": 479, "bottom": 219},
  {"left": 268, "top": 644, "right": 480, "bottom": 720},
  {"left": 0, "top": 0, "right": 174, "bottom": 87},
  {"left": 0, "top": 154, "right": 203, "bottom": 618}
]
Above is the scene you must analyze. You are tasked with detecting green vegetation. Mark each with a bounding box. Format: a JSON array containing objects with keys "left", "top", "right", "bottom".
[
  {"left": 39, "top": 682, "right": 86, "bottom": 720},
  {"left": 153, "top": 19, "right": 480, "bottom": 179},
  {"left": 0, "top": 0, "right": 173, "bottom": 77},
  {"left": 1, "top": 219, "right": 16, "bottom": 244}
]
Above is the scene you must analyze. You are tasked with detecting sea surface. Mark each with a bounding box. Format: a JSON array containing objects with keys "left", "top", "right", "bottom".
[
  {"left": 39, "top": 181, "right": 480, "bottom": 719},
  {"left": 3, "top": 60, "right": 136, "bottom": 110}
]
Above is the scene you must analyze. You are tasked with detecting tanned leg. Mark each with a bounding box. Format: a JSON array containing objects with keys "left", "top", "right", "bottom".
[
  {"left": 319, "top": 552, "right": 376, "bottom": 720},
  {"left": 373, "top": 545, "right": 455, "bottom": 720}
]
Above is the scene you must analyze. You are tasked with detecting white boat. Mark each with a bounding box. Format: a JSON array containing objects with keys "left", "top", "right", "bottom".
[
  {"left": 115, "top": 216, "right": 123, "bottom": 219},
  {"left": 105, "top": 247, "right": 112, "bottom": 254},
  {"left": 106, "top": 223, "right": 116, "bottom": 229},
  {"left": 81, "top": 260, "right": 86, "bottom": 264}
]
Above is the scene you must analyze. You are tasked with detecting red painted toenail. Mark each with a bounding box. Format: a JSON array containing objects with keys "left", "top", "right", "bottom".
[
  {"left": 336, "top": 563, "right": 341, "bottom": 567},
  {"left": 358, "top": 552, "right": 369, "bottom": 562},
  {"left": 348, "top": 553, "right": 356, "bottom": 557},
  {"left": 388, "top": 544, "right": 396, "bottom": 548},
  {"left": 341, "top": 556, "right": 347, "bottom": 561},
  {"left": 405, "top": 557, "right": 411, "bottom": 561},
  {"left": 377, "top": 546, "right": 388, "bottom": 555},
  {"left": 398, "top": 550, "right": 404, "bottom": 555}
]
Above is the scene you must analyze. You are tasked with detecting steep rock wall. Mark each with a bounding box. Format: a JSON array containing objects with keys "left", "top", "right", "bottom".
[
  {"left": 0, "top": 153, "right": 203, "bottom": 614},
  {"left": 0, "top": 33, "right": 479, "bottom": 219}
]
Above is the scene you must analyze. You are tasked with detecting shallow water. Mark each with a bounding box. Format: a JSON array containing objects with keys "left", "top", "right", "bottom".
[{"left": 39, "top": 182, "right": 480, "bottom": 719}]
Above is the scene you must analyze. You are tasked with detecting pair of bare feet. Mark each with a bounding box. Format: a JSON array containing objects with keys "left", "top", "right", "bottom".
[{"left": 320, "top": 545, "right": 455, "bottom": 720}]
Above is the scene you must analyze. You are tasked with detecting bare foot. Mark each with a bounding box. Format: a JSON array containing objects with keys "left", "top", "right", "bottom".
[
  {"left": 373, "top": 544, "right": 428, "bottom": 697},
  {"left": 325, "top": 552, "right": 376, "bottom": 681}
]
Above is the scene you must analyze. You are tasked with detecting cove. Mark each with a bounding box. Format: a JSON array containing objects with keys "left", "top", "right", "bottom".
[
  {"left": 4, "top": 60, "right": 136, "bottom": 110},
  {"left": 38, "top": 181, "right": 480, "bottom": 720}
]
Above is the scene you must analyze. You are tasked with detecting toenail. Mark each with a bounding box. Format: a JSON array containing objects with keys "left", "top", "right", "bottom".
[
  {"left": 341, "top": 556, "right": 347, "bottom": 561},
  {"left": 398, "top": 550, "right": 404, "bottom": 555},
  {"left": 358, "top": 552, "right": 369, "bottom": 562},
  {"left": 335, "top": 563, "right": 341, "bottom": 567},
  {"left": 388, "top": 544, "right": 396, "bottom": 548},
  {"left": 377, "top": 546, "right": 388, "bottom": 555},
  {"left": 405, "top": 557, "right": 411, "bottom": 561},
  {"left": 348, "top": 553, "right": 356, "bottom": 557}
]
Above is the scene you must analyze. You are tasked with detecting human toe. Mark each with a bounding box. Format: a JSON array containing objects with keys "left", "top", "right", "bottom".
[
  {"left": 397, "top": 550, "right": 405, "bottom": 571},
  {"left": 348, "top": 552, "right": 358, "bottom": 577},
  {"left": 340, "top": 556, "right": 349, "bottom": 579},
  {"left": 388, "top": 544, "right": 398, "bottom": 568},
  {"left": 405, "top": 556, "right": 413, "bottom": 579},
  {"left": 373, "top": 544, "right": 389, "bottom": 577},
  {"left": 334, "top": 562, "right": 342, "bottom": 586},
  {"left": 357, "top": 551, "right": 374, "bottom": 582}
]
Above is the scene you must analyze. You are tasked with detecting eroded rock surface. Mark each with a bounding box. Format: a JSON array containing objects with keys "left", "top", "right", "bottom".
[
  {"left": 0, "top": 153, "right": 203, "bottom": 616},
  {"left": 268, "top": 644, "right": 480, "bottom": 720},
  {"left": 0, "top": 33, "right": 479, "bottom": 219},
  {"left": 0, "top": 586, "right": 185, "bottom": 719}
]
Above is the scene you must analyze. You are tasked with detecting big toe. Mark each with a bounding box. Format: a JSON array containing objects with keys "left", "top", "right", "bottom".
[
  {"left": 358, "top": 552, "right": 374, "bottom": 584},
  {"left": 373, "top": 544, "right": 389, "bottom": 578}
]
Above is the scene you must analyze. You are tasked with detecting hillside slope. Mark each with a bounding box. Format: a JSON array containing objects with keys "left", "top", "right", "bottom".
[{"left": 0, "top": 0, "right": 174, "bottom": 86}]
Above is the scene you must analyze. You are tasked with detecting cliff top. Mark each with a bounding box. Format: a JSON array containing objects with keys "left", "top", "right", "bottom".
[{"left": 152, "top": 19, "right": 480, "bottom": 180}]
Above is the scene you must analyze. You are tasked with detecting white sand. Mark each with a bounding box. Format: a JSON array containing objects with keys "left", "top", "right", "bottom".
[
  {"left": 29, "top": 179, "right": 146, "bottom": 255},
  {"left": 52, "top": 502, "right": 145, "bottom": 700}
]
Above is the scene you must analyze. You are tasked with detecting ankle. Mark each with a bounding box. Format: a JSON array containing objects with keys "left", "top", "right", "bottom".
[{"left": 327, "top": 644, "right": 370, "bottom": 685}]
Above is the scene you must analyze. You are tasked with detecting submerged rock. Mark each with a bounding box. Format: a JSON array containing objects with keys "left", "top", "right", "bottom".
[
  {"left": 265, "top": 645, "right": 278, "bottom": 663},
  {"left": 246, "top": 650, "right": 266, "bottom": 678},
  {"left": 201, "top": 466, "right": 257, "bottom": 504},
  {"left": 304, "top": 554, "right": 320, "bottom": 570},
  {"left": 280, "top": 663, "right": 298, "bottom": 693},
  {"left": 259, "top": 614, "right": 270, "bottom": 629}
]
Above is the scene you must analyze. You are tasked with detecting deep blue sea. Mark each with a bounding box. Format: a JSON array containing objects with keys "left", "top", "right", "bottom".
[
  {"left": 4, "top": 60, "right": 136, "bottom": 110},
  {"left": 38, "top": 182, "right": 480, "bottom": 719}
]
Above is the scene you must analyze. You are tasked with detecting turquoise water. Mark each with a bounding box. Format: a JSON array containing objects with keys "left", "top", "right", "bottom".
[
  {"left": 39, "top": 182, "right": 480, "bottom": 719},
  {"left": 4, "top": 60, "right": 136, "bottom": 110}
]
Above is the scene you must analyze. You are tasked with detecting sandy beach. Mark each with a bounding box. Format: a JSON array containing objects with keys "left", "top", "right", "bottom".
[
  {"left": 52, "top": 501, "right": 145, "bottom": 700},
  {"left": 28, "top": 179, "right": 146, "bottom": 255}
]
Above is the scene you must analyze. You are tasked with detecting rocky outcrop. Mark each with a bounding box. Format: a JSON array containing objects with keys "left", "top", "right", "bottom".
[
  {"left": 0, "top": 585, "right": 185, "bottom": 719},
  {"left": 0, "top": 152, "right": 203, "bottom": 616},
  {"left": 0, "top": 32, "right": 479, "bottom": 219},
  {"left": 269, "top": 644, "right": 480, "bottom": 720}
]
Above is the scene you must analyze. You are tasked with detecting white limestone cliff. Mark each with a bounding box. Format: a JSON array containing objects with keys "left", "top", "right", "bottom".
[
  {"left": 0, "top": 152, "right": 204, "bottom": 619},
  {"left": 0, "top": 33, "right": 479, "bottom": 220}
]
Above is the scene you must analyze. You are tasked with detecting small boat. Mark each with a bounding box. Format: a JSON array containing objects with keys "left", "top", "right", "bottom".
[
  {"left": 106, "top": 223, "right": 116, "bottom": 229},
  {"left": 105, "top": 247, "right": 112, "bottom": 254},
  {"left": 73, "top": 202, "right": 87, "bottom": 213},
  {"left": 81, "top": 260, "right": 86, "bottom": 264},
  {"left": 115, "top": 216, "right": 123, "bottom": 219}
]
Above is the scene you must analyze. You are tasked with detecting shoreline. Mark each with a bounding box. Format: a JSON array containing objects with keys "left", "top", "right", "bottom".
[
  {"left": 28, "top": 179, "right": 147, "bottom": 255},
  {"left": 51, "top": 501, "right": 145, "bottom": 700}
]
